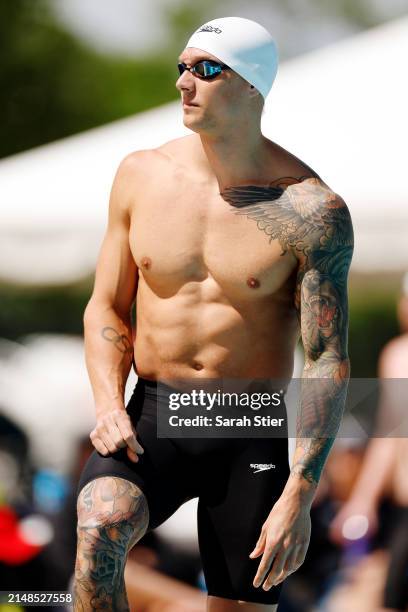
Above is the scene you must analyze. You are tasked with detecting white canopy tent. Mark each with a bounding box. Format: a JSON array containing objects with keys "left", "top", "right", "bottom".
[{"left": 1, "top": 16, "right": 407, "bottom": 284}]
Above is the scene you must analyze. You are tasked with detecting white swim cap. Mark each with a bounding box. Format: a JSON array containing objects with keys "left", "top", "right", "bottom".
[{"left": 184, "top": 16, "right": 278, "bottom": 99}]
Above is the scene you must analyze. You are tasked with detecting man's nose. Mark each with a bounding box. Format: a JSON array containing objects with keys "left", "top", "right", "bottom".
[{"left": 175, "top": 69, "right": 195, "bottom": 92}]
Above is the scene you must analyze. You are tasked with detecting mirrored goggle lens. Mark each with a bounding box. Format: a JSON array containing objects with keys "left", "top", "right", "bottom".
[
  {"left": 177, "top": 61, "right": 223, "bottom": 78},
  {"left": 195, "top": 61, "right": 222, "bottom": 78}
]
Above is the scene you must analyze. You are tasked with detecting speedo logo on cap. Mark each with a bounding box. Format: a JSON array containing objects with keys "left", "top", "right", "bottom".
[{"left": 198, "top": 25, "right": 222, "bottom": 34}]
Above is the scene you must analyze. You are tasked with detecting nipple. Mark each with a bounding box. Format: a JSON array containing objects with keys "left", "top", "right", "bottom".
[
  {"left": 141, "top": 256, "right": 152, "bottom": 270},
  {"left": 247, "top": 277, "right": 260, "bottom": 289}
]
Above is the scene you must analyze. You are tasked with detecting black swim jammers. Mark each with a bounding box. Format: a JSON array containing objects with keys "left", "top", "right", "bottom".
[{"left": 76, "top": 377, "right": 290, "bottom": 604}]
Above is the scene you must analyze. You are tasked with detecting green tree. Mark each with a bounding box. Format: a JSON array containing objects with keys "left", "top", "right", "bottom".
[{"left": 0, "top": 0, "right": 179, "bottom": 159}]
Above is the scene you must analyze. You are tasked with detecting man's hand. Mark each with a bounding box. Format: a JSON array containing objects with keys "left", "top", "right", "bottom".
[
  {"left": 249, "top": 495, "right": 311, "bottom": 590},
  {"left": 90, "top": 408, "right": 144, "bottom": 463}
]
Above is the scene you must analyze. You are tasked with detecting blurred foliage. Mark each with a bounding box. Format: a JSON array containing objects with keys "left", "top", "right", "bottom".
[
  {"left": 0, "top": 0, "right": 396, "bottom": 159},
  {"left": 348, "top": 283, "right": 400, "bottom": 377},
  {"left": 0, "top": 0, "right": 197, "bottom": 159},
  {"left": 0, "top": 275, "right": 401, "bottom": 378},
  {"left": 310, "top": 0, "right": 378, "bottom": 28},
  {"left": 163, "top": 0, "right": 217, "bottom": 54},
  {"left": 0, "top": 279, "right": 91, "bottom": 338}
]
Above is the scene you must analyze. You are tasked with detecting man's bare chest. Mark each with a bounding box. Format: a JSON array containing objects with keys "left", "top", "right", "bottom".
[{"left": 128, "top": 184, "right": 298, "bottom": 299}]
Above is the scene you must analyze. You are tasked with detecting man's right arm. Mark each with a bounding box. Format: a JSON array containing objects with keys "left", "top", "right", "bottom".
[{"left": 83, "top": 154, "right": 144, "bottom": 462}]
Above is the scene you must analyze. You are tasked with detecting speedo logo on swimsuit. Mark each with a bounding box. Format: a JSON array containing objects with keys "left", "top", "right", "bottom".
[
  {"left": 198, "top": 25, "right": 222, "bottom": 34},
  {"left": 250, "top": 463, "right": 275, "bottom": 473}
]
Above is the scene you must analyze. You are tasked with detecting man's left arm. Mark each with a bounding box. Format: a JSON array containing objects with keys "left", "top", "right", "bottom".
[
  {"left": 250, "top": 191, "right": 354, "bottom": 591},
  {"left": 287, "top": 189, "right": 354, "bottom": 496}
]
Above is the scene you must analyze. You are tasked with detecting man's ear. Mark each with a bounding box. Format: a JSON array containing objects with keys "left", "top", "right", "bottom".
[
  {"left": 248, "top": 84, "right": 257, "bottom": 94},
  {"left": 248, "top": 84, "right": 262, "bottom": 101}
]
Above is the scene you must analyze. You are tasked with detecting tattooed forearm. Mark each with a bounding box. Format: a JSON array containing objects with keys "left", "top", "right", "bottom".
[
  {"left": 101, "top": 326, "right": 133, "bottom": 355},
  {"left": 291, "top": 358, "right": 350, "bottom": 485},
  {"left": 221, "top": 176, "right": 354, "bottom": 488},
  {"left": 101, "top": 325, "right": 134, "bottom": 373},
  {"left": 293, "top": 202, "right": 352, "bottom": 485}
]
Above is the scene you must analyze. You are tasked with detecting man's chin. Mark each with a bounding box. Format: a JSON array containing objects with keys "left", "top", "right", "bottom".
[{"left": 182, "top": 115, "right": 205, "bottom": 133}]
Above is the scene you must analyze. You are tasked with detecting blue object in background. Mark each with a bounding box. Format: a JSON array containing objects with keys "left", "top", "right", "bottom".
[
  {"left": 32, "top": 469, "right": 69, "bottom": 514},
  {"left": 342, "top": 535, "right": 372, "bottom": 566},
  {"left": 197, "top": 568, "right": 207, "bottom": 592}
]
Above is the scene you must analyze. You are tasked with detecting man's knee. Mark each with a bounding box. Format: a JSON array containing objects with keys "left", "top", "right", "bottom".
[{"left": 76, "top": 476, "right": 149, "bottom": 552}]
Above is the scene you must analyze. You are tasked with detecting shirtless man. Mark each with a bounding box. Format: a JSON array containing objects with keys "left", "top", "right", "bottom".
[{"left": 74, "top": 16, "right": 354, "bottom": 612}]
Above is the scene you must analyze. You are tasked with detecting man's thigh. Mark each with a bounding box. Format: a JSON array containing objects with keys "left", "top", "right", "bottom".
[
  {"left": 197, "top": 437, "right": 290, "bottom": 606},
  {"left": 76, "top": 387, "right": 197, "bottom": 530}
]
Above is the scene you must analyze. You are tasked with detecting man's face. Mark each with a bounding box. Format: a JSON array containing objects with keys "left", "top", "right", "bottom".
[{"left": 176, "top": 47, "right": 249, "bottom": 133}]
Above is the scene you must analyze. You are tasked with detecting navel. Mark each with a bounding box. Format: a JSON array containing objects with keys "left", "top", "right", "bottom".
[
  {"left": 193, "top": 361, "right": 204, "bottom": 371},
  {"left": 247, "top": 277, "right": 260, "bottom": 289},
  {"left": 141, "top": 256, "right": 152, "bottom": 270}
]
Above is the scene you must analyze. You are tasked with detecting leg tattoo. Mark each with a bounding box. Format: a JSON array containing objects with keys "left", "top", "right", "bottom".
[{"left": 74, "top": 477, "right": 149, "bottom": 611}]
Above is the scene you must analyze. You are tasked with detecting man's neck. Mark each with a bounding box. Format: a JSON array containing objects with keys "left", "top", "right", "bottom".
[{"left": 188, "top": 130, "right": 270, "bottom": 192}]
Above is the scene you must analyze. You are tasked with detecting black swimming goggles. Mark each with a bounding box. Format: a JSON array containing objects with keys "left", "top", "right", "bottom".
[{"left": 177, "top": 59, "right": 231, "bottom": 80}]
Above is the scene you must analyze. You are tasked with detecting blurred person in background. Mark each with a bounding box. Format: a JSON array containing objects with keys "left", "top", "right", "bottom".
[
  {"left": 0, "top": 413, "right": 52, "bottom": 604},
  {"left": 74, "top": 15, "right": 353, "bottom": 612},
  {"left": 329, "top": 273, "right": 408, "bottom": 611}
]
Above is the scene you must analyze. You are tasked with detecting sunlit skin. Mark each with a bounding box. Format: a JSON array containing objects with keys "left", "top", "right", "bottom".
[
  {"left": 176, "top": 48, "right": 264, "bottom": 160},
  {"left": 75, "top": 44, "right": 352, "bottom": 612}
]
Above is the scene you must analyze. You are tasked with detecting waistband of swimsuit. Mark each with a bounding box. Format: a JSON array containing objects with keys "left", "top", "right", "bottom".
[
  {"left": 135, "top": 377, "right": 287, "bottom": 398},
  {"left": 135, "top": 377, "right": 181, "bottom": 397}
]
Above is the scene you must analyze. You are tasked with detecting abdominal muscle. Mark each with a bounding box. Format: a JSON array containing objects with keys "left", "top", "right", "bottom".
[{"left": 133, "top": 277, "right": 299, "bottom": 382}]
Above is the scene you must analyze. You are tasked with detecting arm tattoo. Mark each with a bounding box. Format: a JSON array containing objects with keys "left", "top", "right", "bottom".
[
  {"left": 221, "top": 176, "right": 354, "bottom": 486},
  {"left": 100, "top": 326, "right": 134, "bottom": 375},
  {"left": 101, "top": 326, "right": 133, "bottom": 354}
]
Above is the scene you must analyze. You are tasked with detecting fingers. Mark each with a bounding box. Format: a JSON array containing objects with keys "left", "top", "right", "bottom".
[
  {"left": 269, "top": 541, "right": 308, "bottom": 587},
  {"left": 271, "top": 544, "right": 302, "bottom": 586},
  {"left": 89, "top": 436, "right": 110, "bottom": 456},
  {"left": 252, "top": 538, "right": 279, "bottom": 588},
  {"left": 293, "top": 540, "right": 307, "bottom": 569},
  {"left": 99, "top": 419, "right": 125, "bottom": 453},
  {"left": 115, "top": 411, "right": 144, "bottom": 454},
  {"left": 262, "top": 549, "right": 289, "bottom": 590},
  {"left": 90, "top": 409, "right": 144, "bottom": 462},
  {"left": 126, "top": 447, "right": 139, "bottom": 463},
  {"left": 249, "top": 526, "right": 267, "bottom": 560},
  {"left": 251, "top": 532, "right": 308, "bottom": 591}
]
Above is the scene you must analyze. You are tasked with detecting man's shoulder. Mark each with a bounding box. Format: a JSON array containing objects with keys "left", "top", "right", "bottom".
[
  {"left": 158, "top": 134, "right": 195, "bottom": 156},
  {"left": 117, "top": 147, "right": 167, "bottom": 174},
  {"left": 277, "top": 177, "right": 353, "bottom": 268},
  {"left": 117, "top": 135, "right": 194, "bottom": 176},
  {"left": 286, "top": 176, "right": 349, "bottom": 216},
  {"left": 266, "top": 140, "right": 350, "bottom": 220}
]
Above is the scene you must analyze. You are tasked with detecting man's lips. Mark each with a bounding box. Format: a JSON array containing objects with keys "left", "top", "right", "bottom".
[{"left": 182, "top": 100, "right": 199, "bottom": 107}]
